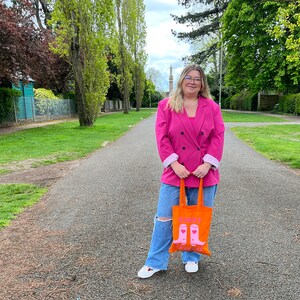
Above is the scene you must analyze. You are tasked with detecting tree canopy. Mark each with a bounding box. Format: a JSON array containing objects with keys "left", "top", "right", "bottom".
[
  {"left": 0, "top": 0, "right": 70, "bottom": 92},
  {"left": 172, "top": 0, "right": 229, "bottom": 64},
  {"left": 51, "top": 0, "right": 115, "bottom": 126},
  {"left": 222, "top": 0, "right": 300, "bottom": 93}
]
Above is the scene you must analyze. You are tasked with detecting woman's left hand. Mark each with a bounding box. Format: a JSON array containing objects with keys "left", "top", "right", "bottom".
[{"left": 192, "top": 162, "right": 212, "bottom": 178}]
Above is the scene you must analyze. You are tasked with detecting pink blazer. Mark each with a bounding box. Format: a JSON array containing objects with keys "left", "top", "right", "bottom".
[{"left": 156, "top": 97, "right": 225, "bottom": 188}]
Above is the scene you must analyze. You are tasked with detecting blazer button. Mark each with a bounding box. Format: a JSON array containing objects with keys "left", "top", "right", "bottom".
[
  {"left": 182, "top": 147, "right": 186, "bottom": 150},
  {"left": 181, "top": 131, "right": 184, "bottom": 135},
  {"left": 201, "top": 132, "right": 204, "bottom": 135},
  {"left": 197, "top": 147, "right": 200, "bottom": 151}
]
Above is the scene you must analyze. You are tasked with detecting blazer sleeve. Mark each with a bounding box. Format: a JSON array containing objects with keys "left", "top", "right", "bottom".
[
  {"left": 155, "top": 101, "right": 178, "bottom": 167},
  {"left": 203, "top": 103, "right": 225, "bottom": 169}
]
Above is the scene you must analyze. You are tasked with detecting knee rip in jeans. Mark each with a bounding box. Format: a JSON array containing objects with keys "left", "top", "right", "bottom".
[{"left": 156, "top": 216, "right": 172, "bottom": 222}]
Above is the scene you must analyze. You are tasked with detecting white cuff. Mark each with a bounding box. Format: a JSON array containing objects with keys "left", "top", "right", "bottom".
[
  {"left": 203, "top": 154, "right": 220, "bottom": 169},
  {"left": 163, "top": 153, "right": 179, "bottom": 168}
]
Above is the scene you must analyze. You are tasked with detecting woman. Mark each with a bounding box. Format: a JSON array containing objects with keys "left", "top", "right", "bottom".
[{"left": 138, "top": 64, "right": 225, "bottom": 279}]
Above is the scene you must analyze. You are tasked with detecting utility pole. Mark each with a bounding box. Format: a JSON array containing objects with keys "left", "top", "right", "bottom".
[
  {"left": 215, "top": 0, "right": 223, "bottom": 108},
  {"left": 219, "top": 38, "right": 223, "bottom": 108}
]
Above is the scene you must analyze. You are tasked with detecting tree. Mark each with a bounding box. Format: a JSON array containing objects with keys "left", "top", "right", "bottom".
[
  {"left": 146, "top": 68, "right": 166, "bottom": 92},
  {"left": 0, "top": 0, "right": 71, "bottom": 93},
  {"left": 270, "top": 1, "right": 300, "bottom": 89},
  {"left": 115, "top": 0, "right": 134, "bottom": 114},
  {"left": 31, "top": 0, "right": 52, "bottom": 30},
  {"left": 0, "top": 0, "right": 38, "bottom": 84},
  {"left": 131, "top": 0, "right": 147, "bottom": 111},
  {"left": 50, "top": 0, "right": 115, "bottom": 126},
  {"left": 222, "top": 0, "right": 300, "bottom": 93},
  {"left": 172, "top": 0, "right": 229, "bottom": 64}
]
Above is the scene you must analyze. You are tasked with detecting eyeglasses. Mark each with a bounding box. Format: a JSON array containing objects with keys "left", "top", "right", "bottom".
[{"left": 183, "top": 75, "right": 202, "bottom": 83}]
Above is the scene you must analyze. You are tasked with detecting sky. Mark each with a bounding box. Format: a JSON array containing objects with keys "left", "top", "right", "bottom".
[{"left": 144, "top": 0, "right": 192, "bottom": 90}]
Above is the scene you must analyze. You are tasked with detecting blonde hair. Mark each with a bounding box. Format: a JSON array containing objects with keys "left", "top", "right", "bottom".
[{"left": 167, "top": 64, "right": 211, "bottom": 112}]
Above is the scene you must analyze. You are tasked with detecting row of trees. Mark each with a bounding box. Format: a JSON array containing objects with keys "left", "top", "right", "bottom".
[
  {"left": 173, "top": 0, "right": 300, "bottom": 101},
  {"left": 0, "top": 0, "right": 148, "bottom": 126}
]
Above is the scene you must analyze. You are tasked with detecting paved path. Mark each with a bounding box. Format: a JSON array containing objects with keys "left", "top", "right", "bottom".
[{"left": 1, "top": 114, "right": 299, "bottom": 299}]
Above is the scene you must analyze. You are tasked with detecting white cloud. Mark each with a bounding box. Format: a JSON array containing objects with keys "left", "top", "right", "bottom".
[{"left": 144, "top": 0, "right": 191, "bottom": 89}]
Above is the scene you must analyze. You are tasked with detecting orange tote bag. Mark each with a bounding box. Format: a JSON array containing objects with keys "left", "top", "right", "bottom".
[{"left": 169, "top": 178, "right": 213, "bottom": 256}]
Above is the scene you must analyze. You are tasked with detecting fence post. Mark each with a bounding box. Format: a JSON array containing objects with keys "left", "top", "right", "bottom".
[
  {"left": 31, "top": 97, "right": 36, "bottom": 122},
  {"left": 13, "top": 97, "right": 18, "bottom": 123}
]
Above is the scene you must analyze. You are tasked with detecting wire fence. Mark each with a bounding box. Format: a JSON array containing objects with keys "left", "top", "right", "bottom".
[{"left": 12, "top": 97, "right": 76, "bottom": 123}]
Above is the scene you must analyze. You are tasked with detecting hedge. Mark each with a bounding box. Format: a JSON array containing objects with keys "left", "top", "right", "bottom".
[
  {"left": 0, "top": 88, "right": 21, "bottom": 123},
  {"left": 277, "top": 93, "right": 300, "bottom": 115},
  {"left": 223, "top": 90, "right": 257, "bottom": 111}
]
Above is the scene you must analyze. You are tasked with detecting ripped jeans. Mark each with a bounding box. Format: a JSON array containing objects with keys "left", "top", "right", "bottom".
[{"left": 144, "top": 183, "right": 217, "bottom": 270}]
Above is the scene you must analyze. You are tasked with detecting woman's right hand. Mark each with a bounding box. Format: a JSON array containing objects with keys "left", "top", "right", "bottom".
[{"left": 170, "top": 161, "right": 190, "bottom": 178}]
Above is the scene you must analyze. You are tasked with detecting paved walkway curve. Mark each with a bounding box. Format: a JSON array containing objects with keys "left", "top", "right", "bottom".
[{"left": 0, "top": 114, "right": 299, "bottom": 299}]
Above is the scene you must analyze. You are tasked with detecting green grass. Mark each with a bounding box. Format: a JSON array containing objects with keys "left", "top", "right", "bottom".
[
  {"left": 0, "top": 109, "right": 155, "bottom": 172},
  {"left": 231, "top": 125, "right": 300, "bottom": 169},
  {"left": 222, "top": 111, "right": 287, "bottom": 122},
  {"left": 0, "top": 109, "right": 155, "bottom": 229},
  {"left": 0, "top": 184, "right": 47, "bottom": 228}
]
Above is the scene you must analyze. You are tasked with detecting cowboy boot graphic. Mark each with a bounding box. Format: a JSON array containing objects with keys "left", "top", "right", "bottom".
[
  {"left": 173, "top": 224, "right": 187, "bottom": 245},
  {"left": 190, "top": 224, "right": 205, "bottom": 246}
]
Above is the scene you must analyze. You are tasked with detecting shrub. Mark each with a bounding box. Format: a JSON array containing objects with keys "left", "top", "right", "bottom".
[
  {"left": 34, "top": 88, "right": 58, "bottom": 100},
  {"left": 0, "top": 88, "right": 21, "bottom": 122},
  {"left": 222, "top": 95, "right": 232, "bottom": 109},
  {"left": 278, "top": 93, "right": 300, "bottom": 115},
  {"left": 229, "top": 90, "right": 257, "bottom": 111}
]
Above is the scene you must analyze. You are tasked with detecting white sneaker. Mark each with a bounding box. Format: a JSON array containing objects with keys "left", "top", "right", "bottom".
[
  {"left": 185, "top": 261, "right": 198, "bottom": 273},
  {"left": 138, "top": 266, "right": 161, "bottom": 279}
]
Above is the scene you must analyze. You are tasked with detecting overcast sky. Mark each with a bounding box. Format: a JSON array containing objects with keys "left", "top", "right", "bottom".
[{"left": 144, "top": 0, "right": 192, "bottom": 89}]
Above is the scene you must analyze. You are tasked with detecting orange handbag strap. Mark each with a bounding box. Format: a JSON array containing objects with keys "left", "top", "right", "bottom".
[{"left": 179, "top": 178, "right": 204, "bottom": 207}]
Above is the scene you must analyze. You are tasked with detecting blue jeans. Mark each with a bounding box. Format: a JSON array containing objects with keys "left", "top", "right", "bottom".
[{"left": 145, "top": 183, "right": 217, "bottom": 270}]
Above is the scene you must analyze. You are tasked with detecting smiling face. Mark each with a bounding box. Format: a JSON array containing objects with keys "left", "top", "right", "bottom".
[{"left": 181, "top": 69, "right": 202, "bottom": 98}]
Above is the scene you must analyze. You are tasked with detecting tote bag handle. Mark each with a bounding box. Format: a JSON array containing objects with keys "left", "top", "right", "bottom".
[{"left": 179, "top": 178, "right": 204, "bottom": 208}]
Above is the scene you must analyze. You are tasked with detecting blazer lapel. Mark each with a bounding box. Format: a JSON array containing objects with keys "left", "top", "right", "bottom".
[
  {"left": 177, "top": 97, "right": 207, "bottom": 148},
  {"left": 194, "top": 97, "right": 207, "bottom": 139}
]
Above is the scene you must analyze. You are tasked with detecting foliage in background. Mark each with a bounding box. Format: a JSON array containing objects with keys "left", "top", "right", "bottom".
[
  {"left": 223, "top": 90, "right": 257, "bottom": 111},
  {"left": 50, "top": 0, "right": 115, "bottom": 127},
  {"left": 141, "top": 79, "right": 162, "bottom": 108},
  {"left": 172, "top": 0, "right": 229, "bottom": 64},
  {"left": 0, "top": 0, "right": 71, "bottom": 93},
  {"left": 115, "top": 0, "right": 147, "bottom": 114},
  {"left": 0, "top": 88, "right": 21, "bottom": 123},
  {"left": 131, "top": 0, "right": 147, "bottom": 111},
  {"left": 275, "top": 94, "right": 300, "bottom": 115},
  {"left": 0, "top": 184, "right": 47, "bottom": 228},
  {"left": 222, "top": 0, "right": 300, "bottom": 93},
  {"left": 269, "top": 2, "right": 300, "bottom": 89},
  {"left": 34, "top": 88, "right": 58, "bottom": 100}
]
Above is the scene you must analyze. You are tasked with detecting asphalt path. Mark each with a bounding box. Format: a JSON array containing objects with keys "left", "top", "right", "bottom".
[{"left": 2, "top": 114, "right": 300, "bottom": 299}]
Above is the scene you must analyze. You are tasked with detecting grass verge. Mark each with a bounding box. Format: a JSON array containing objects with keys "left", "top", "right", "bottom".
[
  {"left": 0, "top": 184, "right": 47, "bottom": 228},
  {"left": 0, "top": 109, "right": 155, "bottom": 228},
  {"left": 222, "top": 111, "right": 287, "bottom": 122},
  {"left": 0, "top": 109, "right": 156, "bottom": 172},
  {"left": 231, "top": 125, "right": 300, "bottom": 169}
]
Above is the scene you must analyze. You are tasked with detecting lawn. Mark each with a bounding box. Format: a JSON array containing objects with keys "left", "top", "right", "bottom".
[
  {"left": 222, "top": 111, "right": 287, "bottom": 122},
  {"left": 0, "top": 109, "right": 156, "bottom": 173},
  {"left": 0, "top": 184, "right": 47, "bottom": 228},
  {"left": 0, "top": 109, "right": 155, "bottom": 228},
  {"left": 231, "top": 125, "right": 300, "bottom": 169}
]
